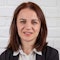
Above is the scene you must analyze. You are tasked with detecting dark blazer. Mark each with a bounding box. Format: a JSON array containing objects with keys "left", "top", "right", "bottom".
[{"left": 0, "top": 46, "right": 59, "bottom": 60}]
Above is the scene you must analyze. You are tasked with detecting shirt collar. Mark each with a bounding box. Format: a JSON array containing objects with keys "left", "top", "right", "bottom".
[{"left": 13, "top": 48, "right": 42, "bottom": 56}]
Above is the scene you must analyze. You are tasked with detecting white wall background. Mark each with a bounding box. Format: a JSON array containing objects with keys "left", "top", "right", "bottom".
[{"left": 0, "top": 0, "right": 60, "bottom": 59}]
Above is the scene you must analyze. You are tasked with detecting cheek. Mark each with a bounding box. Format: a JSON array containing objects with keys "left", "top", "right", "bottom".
[
  {"left": 35, "top": 25, "right": 40, "bottom": 33},
  {"left": 17, "top": 25, "right": 25, "bottom": 33}
]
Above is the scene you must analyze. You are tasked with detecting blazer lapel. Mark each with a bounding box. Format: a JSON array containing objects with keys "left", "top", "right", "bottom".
[
  {"left": 36, "top": 54, "right": 42, "bottom": 60},
  {"left": 36, "top": 54, "right": 45, "bottom": 60},
  {"left": 13, "top": 55, "right": 19, "bottom": 60},
  {"left": 10, "top": 54, "right": 19, "bottom": 60}
]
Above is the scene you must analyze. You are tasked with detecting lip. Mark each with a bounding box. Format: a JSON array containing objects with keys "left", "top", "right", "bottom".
[{"left": 23, "top": 32, "right": 33, "bottom": 36}]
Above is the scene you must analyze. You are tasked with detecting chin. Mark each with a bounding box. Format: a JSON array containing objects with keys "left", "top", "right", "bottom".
[{"left": 23, "top": 38, "right": 34, "bottom": 42}]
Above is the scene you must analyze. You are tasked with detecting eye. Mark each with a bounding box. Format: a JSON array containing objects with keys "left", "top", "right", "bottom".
[
  {"left": 34, "top": 21, "right": 37, "bottom": 23},
  {"left": 20, "top": 20, "right": 26, "bottom": 24},
  {"left": 32, "top": 20, "right": 38, "bottom": 25}
]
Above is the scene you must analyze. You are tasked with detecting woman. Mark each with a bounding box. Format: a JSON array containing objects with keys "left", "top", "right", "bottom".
[{"left": 0, "top": 2, "right": 59, "bottom": 60}]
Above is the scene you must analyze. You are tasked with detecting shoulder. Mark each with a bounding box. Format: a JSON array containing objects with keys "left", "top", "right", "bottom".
[
  {"left": 0, "top": 49, "right": 13, "bottom": 60},
  {"left": 46, "top": 46, "right": 59, "bottom": 55},
  {"left": 0, "top": 49, "right": 13, "bottom": 55},
  {"left": 46, "top": 46, "right": 58, "bottom": 53},
  {"left": 43, "top": 45, "right": 59, "bottom": 54},
  {"left": 43, "top": 46, "right": 59, "bottom": 60}
]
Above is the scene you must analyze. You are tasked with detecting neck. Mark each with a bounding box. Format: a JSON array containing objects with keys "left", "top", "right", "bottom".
[
  {"left": 21, "top": 42, "right": 34, "bottom": 55},
  {"left": 22, "top": 46, "right": 33, "bottom": 55},
  {"left": 21, "top": 39, "right": 36, "bottom": 55}
]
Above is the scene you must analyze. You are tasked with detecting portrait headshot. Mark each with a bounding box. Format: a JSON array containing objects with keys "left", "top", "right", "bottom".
[{"left": 0, "top": 0, "right": 59, "bottom": 60}]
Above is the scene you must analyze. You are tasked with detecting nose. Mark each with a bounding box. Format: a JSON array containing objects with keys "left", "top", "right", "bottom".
[{"left": 25, "top": 22, "right": 32, "bottom": 30}]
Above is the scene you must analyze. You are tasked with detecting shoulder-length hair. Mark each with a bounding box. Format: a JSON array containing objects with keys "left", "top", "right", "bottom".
[{"left": 7, "top": 2, "right": 48, "bottom": 51}]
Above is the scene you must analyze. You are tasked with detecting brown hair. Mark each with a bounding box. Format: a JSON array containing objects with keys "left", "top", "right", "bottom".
[{"left": 7, "top": 2, "right": 48, "bottom": 51}]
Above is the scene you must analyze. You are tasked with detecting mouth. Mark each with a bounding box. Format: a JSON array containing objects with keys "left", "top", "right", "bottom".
[{"left": 23, "top": 32, "right": 33, "bottom": 36}]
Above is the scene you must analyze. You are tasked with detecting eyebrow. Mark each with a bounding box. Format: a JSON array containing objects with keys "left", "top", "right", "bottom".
[
  {"left": 19, "top": 18, "right": 26, "bottom": 20},
  {"left": 19, "top": 18, "right": 39, "bottom": 21},
  {"left": 32, "top": 19, "right": 39, "bottom": 21}
]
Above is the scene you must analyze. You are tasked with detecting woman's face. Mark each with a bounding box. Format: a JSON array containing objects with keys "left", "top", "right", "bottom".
[{"left": 17, "top": 8, "right": 41, "bottom": 44}]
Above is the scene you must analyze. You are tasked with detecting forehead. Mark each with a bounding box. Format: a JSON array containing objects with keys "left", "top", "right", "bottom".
[{"left": 17, "top": 8, "right": 38, "bottom": 19}]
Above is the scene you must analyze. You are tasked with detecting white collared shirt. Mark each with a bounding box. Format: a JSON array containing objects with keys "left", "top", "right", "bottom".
[{"left": 13, "top": 48, "right": 42, "bottom": 60}]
